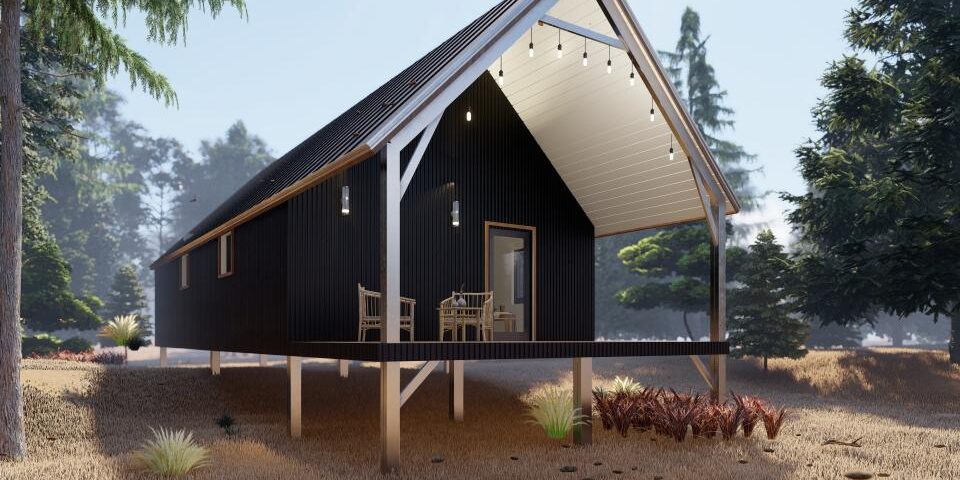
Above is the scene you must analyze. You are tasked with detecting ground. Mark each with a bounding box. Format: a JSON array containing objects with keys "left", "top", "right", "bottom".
[{"left": 4, "top": 348, "right": 959, "bottom": 479}]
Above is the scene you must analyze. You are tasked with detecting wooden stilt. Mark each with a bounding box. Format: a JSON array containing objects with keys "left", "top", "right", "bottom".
[
  {"left": 210, "top": 351, "right": 220, "bottom": 375},
  {"left": 573, "top": 357, "right": 592, "bottom": 445},
  {"left": 159, "top": 347, "right": 167, "bottom": 367},
  {"left": 449, "top": 360, "right": 464, "bottom": 422},
  {"left": 288, "top": 356, "right": 302, "bottom": 438},
  {"left": 380, "top": 361, "right": 400, "bottom": 473},
  {"left": 338, "top": 359, "right": 349, "bottom": 378}
]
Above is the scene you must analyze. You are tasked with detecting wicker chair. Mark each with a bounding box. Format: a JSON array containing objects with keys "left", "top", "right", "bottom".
[
  {"left": 438, "top": 291, "right": 493, "bottom": 341},
  {"left": 357, "top": 284, "right": 415, "bottom": 341}
]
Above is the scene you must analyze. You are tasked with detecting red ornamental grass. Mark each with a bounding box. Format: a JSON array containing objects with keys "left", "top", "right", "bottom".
[
  {"left": 655, "top": 390, "right": 700, "bottom": 442},
  {"left": 717, "top": 403, "right": 742, "bottom": 440},
  {"left": 690, "top": 402, "right": 719, "bottom": 438},
  {"left": 761, "top": 405, "right": 788, "bottom": 440},
  {"left": 731, "top": 393, "right": 763, "bottom": 438},
  {"left": 593, "top": 388, "right": 640, "bottom": 437}
]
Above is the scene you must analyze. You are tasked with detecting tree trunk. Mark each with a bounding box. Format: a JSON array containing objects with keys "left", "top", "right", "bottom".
[
  {"left": 950, "top": 314, "right": 959, "bottom": 365},
  {"left": 682, "top": 311, "right": 695, "bottom": 341},
  {"left": 763, "top": 357, "right": 768, "bottom": 373},
  {"left": 0, "top": 0, "right": 26, "bottom": 461},
  {"left": 891, "top": 320, "right": 905, "bottom": 347}
]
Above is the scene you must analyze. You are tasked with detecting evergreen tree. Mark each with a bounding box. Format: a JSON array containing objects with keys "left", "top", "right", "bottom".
[
  {"left": 169, "top": 121, "right": 273, "bottom": 243},
  {"left": 614, "top": 7, "right": 757, "bottom": 339},
  {"left": 806, "top": 322, "right": 863, "bottom": 349},
  {"left": 103, "top": 264, "right": 150, "bottom": 337},
  {"left": 783, "top": 0, "right": 960, "bottom": 363},
  {"left": 729, "top": 231, "right": 808, "bottom": 371}
]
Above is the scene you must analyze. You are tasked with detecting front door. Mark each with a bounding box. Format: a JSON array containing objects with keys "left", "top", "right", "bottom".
[{"left": 485, "top": 223, "right": 535, "bottom": 341}]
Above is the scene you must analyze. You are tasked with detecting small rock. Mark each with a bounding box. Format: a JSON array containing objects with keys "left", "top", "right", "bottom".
[
  {"left": 844, "top": 473, "right": 873, "bottom": 480},
  {"left": 631, "top": 466, "right": 638, "bottom": 471},
  {"left": 560, "top": 465, "right": 577, "bottom": 473},
  {"left": 877, "top": 474, "right": 891, "bottom": 478},
  {"left": 795, "top": 433, "right": 801, "bottom": 437},
  {"left": 562, "top": 444, "right": 571, "bottom": 449},
  {"left": 46, "top": 437, "right": 56, "bottom": 441},
  {"left": 593, "top": 461, "right": 603, "bottom": 466},
  {"left": 763, "top": 447, "right": 775, "bottom": 453},
  {"left": 430, "top": 455, "right": 443, "bottom": 464},
  {"left": 933, "top": 444, "right": 946, "bottom": 448},
  {"left": 654, "top": 476, "right": 664, "bottom": 480},
  {"left": 806, "top": 463, "right": 813, "bottom": 467},
  {"left": 738, "top": 459, "right": 748, "bottom": 464},
  {"left": 510, "top": 456, "right": 519, "bottom": 461},
  {"left": 612, "top": 470, "right": 623, "bottom": 475}
]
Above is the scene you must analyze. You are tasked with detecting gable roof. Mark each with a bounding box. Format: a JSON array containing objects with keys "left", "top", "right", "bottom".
[{"left": 154, "top": 0, "right": 739, "bottom": 268}]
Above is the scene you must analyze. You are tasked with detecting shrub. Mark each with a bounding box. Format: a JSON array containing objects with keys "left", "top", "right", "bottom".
[
  {"left": 732, "top": 393, "right": 763, "bottom": 438},
  {"left": 760, "top": 404, "right": 788, "bottom": 439},
  {"left": 610, "top": 376, "right": 642, "bottom": 396},
  {"left": 21, "top": 333, "right": 62, "bottom": 356},
  {"left": 60, "top": 336, "right": 93, "bottom": 353},
  {"left": 127, "top": 336, "right": 146, "bottom": 351},
  {"left": 690, "top": 403, "right": 719, "bottom": 438},
  {"left": 716, "top": 404, "right": 742, "bottom": 440},
  {"left": 135, "top": 427, "right": 210, "bottom": 476},
  {"left": 653, "top": 390, "right": 701, "bottom": 442},
  {"left": 216, "top": 414, "right": 238, "bottom": 436},
  {"left": 525, "top": 387, "right": 586, "bottom": 440},
  {"left": 593, "top": 387, "right": 639, "bottom": 437},
  {"left": 98, "top": 314, "right": 142, "bottom": 362}
]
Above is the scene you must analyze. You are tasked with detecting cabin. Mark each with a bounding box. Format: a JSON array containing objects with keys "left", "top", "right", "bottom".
[{"left": 151, "top": 0, "right": 739, "bottom": 473}]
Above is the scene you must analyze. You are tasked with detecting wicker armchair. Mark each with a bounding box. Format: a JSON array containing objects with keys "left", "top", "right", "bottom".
[
  {"left": 438, "top": 291, "right": 493, "bottom": 341},
  {"left": 357, "top": 284, "right": 415, "bottom": 341}
]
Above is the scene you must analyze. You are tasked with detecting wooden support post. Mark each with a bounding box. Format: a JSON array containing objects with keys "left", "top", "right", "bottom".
[
  {"left": 338, "top": 359, "right": 349, "bottom": 378},
  {"left": 210, "top": 351, "right": 220, "bottom": 375},
  {"left": 448, "top": 360, "right": 464, "bottom": 422},
  {"left": 380, "top": 361, "right": 400, "bottom": 474},
  {"left": 288, "top": 356, "right": 302, "bottom": 438},
  {"left": 159, "top": 347, "right": 167, "bottom": 367},
  {"left": 259, "top": 354, "right": 267, "bottom": 367},
  {"left": 709, "top": 196, "right": 727, "bottom": 403},
  {"left": 573, "top": 357, "right": 592, "bottom": 445},
  {"left": 380, "top": 143, "right": 401, "bottom": 343}
]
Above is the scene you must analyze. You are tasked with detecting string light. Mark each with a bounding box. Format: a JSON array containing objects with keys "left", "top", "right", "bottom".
[
  {"left": 669, "top": 136, "right": 675, "bottom": 161},
  {"left": 629, "top": 65, "right": 636, "bottom": 86},
  {"left": 650, "top": 100, "right": 655, "bottom": 122},
  {"left": 556, "top": 28, "right": 563, "bottom": 58},
  {"left": 582, "top": 38, "right": 588, "bottom": 66},
  {"left": 466, "top": 106, "right": 472, "bottom": 122},
  {"left": 498, "top": 56, "right": 504, "bottom": 87},
  {"left": 606, "top": 45, "right": 612, "bottom": 74},
  {"left": 528, "top": 28, "right": 534, "bottom": 57}
]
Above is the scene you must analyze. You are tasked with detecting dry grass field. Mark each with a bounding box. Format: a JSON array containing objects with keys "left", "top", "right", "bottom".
[{"left": 3, "top": 348, "right": 959, "bottom": 479}]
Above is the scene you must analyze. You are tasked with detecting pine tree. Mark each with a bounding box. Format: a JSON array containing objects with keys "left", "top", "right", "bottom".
[
  {"left": 103, "top": 264, "right": 150, "bottom": 337},
  {"left": 729, "top": 231, "right": 808, "bottom": 371}
]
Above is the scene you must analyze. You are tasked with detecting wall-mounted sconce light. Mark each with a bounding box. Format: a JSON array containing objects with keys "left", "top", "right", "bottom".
[
  {"left": 466, "top": 106, "right": 472, "bottom": 122},
  {"left": 341, "top": 185, "right": 350, "bottom": 215},
  {"left": 451, "top": 200, "right": 460, "bottom": 227}
]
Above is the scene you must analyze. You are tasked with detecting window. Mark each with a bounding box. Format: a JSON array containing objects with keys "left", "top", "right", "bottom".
[
  {"left": 179, "top": 254, "right": 190, "bottom": 289},
  {"left": 218, "top": 231, "right": 235, "bottom": 278}
]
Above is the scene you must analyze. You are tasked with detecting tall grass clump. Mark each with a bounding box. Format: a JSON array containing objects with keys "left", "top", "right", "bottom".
[
  {"left": 135, "top": 427, "right": 210, "bottom": 476},
  {"left": 610, "top": 376, "right": 642, "bottom": 396},
  {"left": 98, "top": 314, "right": 142, "bottom": 363},
  {"left": 525, "top": 386, "right": 586, "bottom": 440}
]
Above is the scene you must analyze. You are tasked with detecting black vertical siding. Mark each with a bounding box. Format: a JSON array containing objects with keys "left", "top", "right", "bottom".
[
  {"left": 287, "top": 74, "right": 595, "bottom": 342},
  {"left": 155, "top": 205, "right": 288, "bottom": 354}
]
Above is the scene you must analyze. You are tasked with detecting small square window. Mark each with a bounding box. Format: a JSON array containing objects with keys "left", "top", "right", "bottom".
[
  {"left": 179, "top": 254, "right": 190, "bottom": 290},
  {"left": 218, "top": 231, "right": 235, "bottom": 278}
]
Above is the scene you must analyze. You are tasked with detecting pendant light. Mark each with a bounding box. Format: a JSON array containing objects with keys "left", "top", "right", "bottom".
[
  {"left": 582, "top": 38, "right": 588, "bottom": 66},
  {"left": 629, "top": 65, "right": 636, "bottom": 86},
  {"left": 340, "top": 186, "right": 350, "bottom": 215},
  {"left": 606, "top": 45, "right": 612, "bottom": 74},
  {"left": 466, "top": 106, "right": 472, "bottom": 122},
  {"left": 497, "top": 56, "right": 504, "bottom": 87},
  {"left": 528, "top": 28, "right": 534, "bottom": 57},
  {"left": 669, "top": 136, "right": 675, "bottom": 161},
  {"left": 556, "top": 28, "right": 563, "bottom": 59},
  {"left": 451, "top": 200, "right": 461, "bottom": 227},
  {"left": 650, "top": 100, "right": 656, "bottom": 122}
]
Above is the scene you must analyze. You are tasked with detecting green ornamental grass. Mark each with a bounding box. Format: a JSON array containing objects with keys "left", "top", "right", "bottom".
[
  {"left": 525, "top": 387, "right": 586, "bottom": 440},
  {"left": 135, "top": 427, "right": 210, "bottom": 477},
  {"left": 98, "top": 314, "right": 142, "bottom": 362}
]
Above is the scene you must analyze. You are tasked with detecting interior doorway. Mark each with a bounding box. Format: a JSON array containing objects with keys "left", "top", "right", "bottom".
[{"left": 485, "top": 222, "right": 536, "bottom": 341}]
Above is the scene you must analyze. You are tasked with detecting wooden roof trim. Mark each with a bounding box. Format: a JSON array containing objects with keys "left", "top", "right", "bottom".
[{"left": 150, "top": 144, "right": 374, "bottom": 269}]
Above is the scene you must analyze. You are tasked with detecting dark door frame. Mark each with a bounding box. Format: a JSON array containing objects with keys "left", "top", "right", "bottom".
[{"left": 484, "top": 221, "right": 537, "bottom": 341}]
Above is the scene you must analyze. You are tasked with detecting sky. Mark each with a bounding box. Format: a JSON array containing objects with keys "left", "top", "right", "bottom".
[{"left": 106, "top": 0, "right": 857, "bottom": 244}]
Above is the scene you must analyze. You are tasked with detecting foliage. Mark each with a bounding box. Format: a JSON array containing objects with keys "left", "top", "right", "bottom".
[
  {"left": 103, "top": 264, "right": 150, "bottom": 336},
  {"left": 782, "top": 0, "right": 960, "bottom": 362},
  {"left": 715, "top": 403, "right": 742, "bottom": 440},
  {"left": 731, "top": 393, "right": 762, "bottom": 438},
  {"left": 215, "top": 414, "right": 238, "bottom": 436},
  {"left": 58, "top": 336, "right": 93, "bottom": 353},
  {"left": 21, "top": 215, "right": 103, "bottom": 332},
  {"left": 807, "top": 322, "right": 863, "bottom": 349},
  {"left": 610, "top": 376, "right": 642, "bottom": 396},
  {"left": 729, "top": 231, "right": 808, "bottom": 370},
  {"left": 760, "top": 405, "right": 788, "bottom": 440},
  {"left": 134, "top": 427, "right": 210, "bottom": 477},
  {"left": 524, "top": 387, "right": 586, "bottom": 440},
  {"left": 169, "top": 122, "right": 274, "bottom": 242},
  {"left": 21, "top": 333, "right": 91, "bottom": 356},
  {"left": 617, "top": 224, "right": 746, "bottom": 339},
  {"left": 28, "top": 349, "right": 125, "bottom": 364},
  {"left": 98, "top": 314, "right": 141, "bottom": 362},
  {"left": 127, "top": 335, "right": 147, "bottom": 351}
]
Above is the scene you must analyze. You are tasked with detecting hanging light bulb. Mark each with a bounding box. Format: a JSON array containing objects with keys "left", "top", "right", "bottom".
[
  {"left": 451, "top": 200, "right": 460, "bottom": 227},
  {"left": 606, "top": 45, "right": 612, "bottom": 74},
  {"left": 582, "top": 38, "right": 588, "bottom": 66},
  {"left": 668, "top": 136, "right": 675, "bottom": 161},
  {"left": 556, "top": 28, "right": 563, "bottom": 59},
  {"left": 528, "top": 28, "right": 534, "bottom": 57},
  {"left": 498, "top": 56, "right": 504, "bottom": 87},
  {"left": 340, "top": 186, "right": 350, "bottom": 215},
  {"left": 650, "top": 101, "right": 656, "bottom": 122},
  {"left": 466, "top": 106, "right": 472, "bottom": 122},
  {"left": 629, "top": 68, "right": 636, "bottom": 87}
]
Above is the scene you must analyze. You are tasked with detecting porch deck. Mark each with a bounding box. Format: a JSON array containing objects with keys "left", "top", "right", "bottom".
[{"left": 289, "top": 340, "right": 729, "bottom": 361}]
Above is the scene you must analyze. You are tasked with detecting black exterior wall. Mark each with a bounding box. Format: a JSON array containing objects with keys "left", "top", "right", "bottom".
[
  {"left": 287, "top": 74, "right": 595, "bottom": 342},
  {"left": 156, "top": 73, "right": 595, "bottom": 351},
  {"left": 155, "top": 204, "right": 289, "bottom": 354}
]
